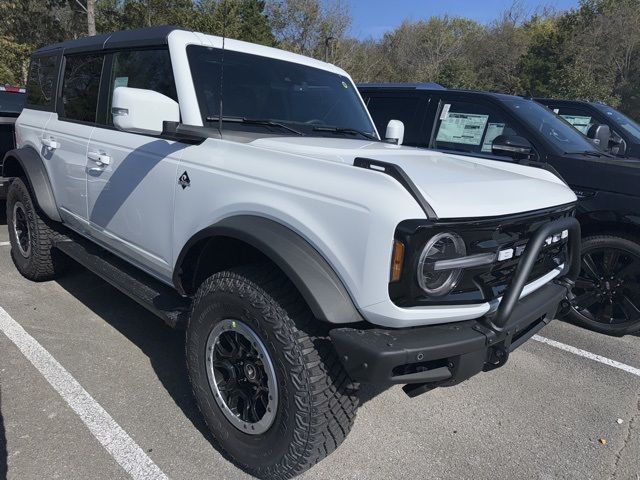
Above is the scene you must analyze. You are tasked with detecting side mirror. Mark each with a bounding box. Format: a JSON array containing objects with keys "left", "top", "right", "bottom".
[
  {"left": 112, "top": 87, "right": 180, "bottom": 136},
  {"left": 587, "top": 124, "right": 611, "bottom": 148},
  {"left": 609, "top": 133, "right": 626, "bottom": 157},
  {"left": 385, "top": 119, "right": 405, "bottom": 145},
  {"left": 492, "top": 135, "right": 533, "bottom": 159}
]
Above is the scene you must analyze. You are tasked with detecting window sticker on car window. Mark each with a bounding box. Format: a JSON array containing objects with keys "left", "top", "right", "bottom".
[
  {"left": 113, "top": 76, "right": 129, "bottom": 90},
  {"left": 436, "top": 112, "right": 489, "bottom": 146},
  {"left": 440, "top": 103, "right": 451, "bottom": 120},
  {"left": 560, "top": 114, "right": 593, "bottom": 134},
  {"left": 481, "top": 122, "right": 506, "bottom": 152},
  {"left": 553, "top": 108, "right": 560, "bottom": 114}
]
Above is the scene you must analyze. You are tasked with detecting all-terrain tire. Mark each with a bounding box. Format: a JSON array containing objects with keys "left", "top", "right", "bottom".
[
  {"left": 186, "top": 265, "right": 359, "bottom": 480},
  {"left": 6, "top": 178, "right": 67, "bottom": 281},
  {"left": 565, "top": 234, "right": 640, "bottom": 336}
]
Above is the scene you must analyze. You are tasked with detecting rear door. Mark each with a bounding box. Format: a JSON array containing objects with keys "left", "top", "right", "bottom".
[
  {"left": 43, "top": 52, "right": 104, "bottom": 229},
  {"left": 85, "top": 48, "right": 184, "bottom": 278},
  {"left": 18, "top": 54, "right": 60, "bottom": 163}
]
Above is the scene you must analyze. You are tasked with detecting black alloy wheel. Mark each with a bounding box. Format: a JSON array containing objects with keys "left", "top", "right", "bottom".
[{"left": 567, "top": 235, "right": 640, "bottom": 335}]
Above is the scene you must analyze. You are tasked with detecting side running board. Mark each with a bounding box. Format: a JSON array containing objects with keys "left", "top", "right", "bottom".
[{"left": 55, "top": 236, "right": 191, "bottom": 329}]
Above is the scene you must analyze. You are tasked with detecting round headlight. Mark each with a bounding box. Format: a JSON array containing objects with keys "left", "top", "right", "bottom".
[{"left": 417, "top": 232, "right": 466, "bottom": 296}]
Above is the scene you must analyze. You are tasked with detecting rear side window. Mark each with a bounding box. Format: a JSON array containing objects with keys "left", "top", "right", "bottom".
[
  {"left": 26, "top": 55, "right": 58, "bottom": 109},
  {"left": 366, "top": 96, "right": 424, "bottom": 145},
  {"left": 106, "top": 49, "right": 176, "bottom": 125},
  {"left": 61, "top": 54, "right": 104, "bottom": 123}
]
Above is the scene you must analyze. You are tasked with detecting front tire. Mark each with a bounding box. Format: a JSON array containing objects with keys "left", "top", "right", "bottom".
[
  {"left": 186, "top": 265, "right": 359, "bottom": 480},
  {"left": 6, "top": 178, "right": 67, "bottom": 281},
  {"left": 566, "top": 234, "right": 640, "bottom": 336}
]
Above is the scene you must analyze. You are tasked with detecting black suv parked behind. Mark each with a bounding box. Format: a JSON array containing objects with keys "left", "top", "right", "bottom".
[
  {"left": 535, "top": 98, "right": 640, "bottom": 160},
  {"left": 359, "top": 83, "right": 640, "bottom": 336}
]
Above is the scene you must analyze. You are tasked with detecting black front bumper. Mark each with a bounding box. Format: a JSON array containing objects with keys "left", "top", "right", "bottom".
[
  {"left": 331, "top": 282, "right": 565, "bottom": 396},
  {"left": 330, "top": 217, "right": 581, "bottom": 397}
]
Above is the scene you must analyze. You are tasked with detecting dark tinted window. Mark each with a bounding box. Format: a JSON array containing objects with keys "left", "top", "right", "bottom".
[
  {"left": 548, "top": 105, "right": 598, "bottom": 136},
  {"left": 593, "top": 104, "right": 640, "bottom": 143},
  {"left": 106, "top": 49, "right": 176, "bottom": 125},
  {"left": 502, "top": 97, "right": 600, "bottom": 154},
  {"left": 26, "top": 55, "right": 58, "bottom": 108},
  {"left": 432, "top": 100, "right": 524, "bottom": 156},
  {"left": 0, "top": 92, "right": 26, "bottom": 114},
  {"left": 61, "top": 54, "right": 103, "bottom": 122},
  {"left": 366, "top": 96, "right": 423, "bottom": 145},
  {"left": 187, "top": 45, "right": 376, "bottom": 137}
]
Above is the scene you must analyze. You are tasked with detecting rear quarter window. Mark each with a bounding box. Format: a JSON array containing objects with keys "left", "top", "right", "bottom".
[{"left": 25, "top": 55, "right": 59, "bottom": 110}]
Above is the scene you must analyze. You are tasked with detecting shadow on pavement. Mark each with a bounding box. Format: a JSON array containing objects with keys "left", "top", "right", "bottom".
[
  {"left": 0, "top": 200, "right": 6, "bottom": 226},
  {"left": 54, "top": 269, "right": 214, "bottom": 443},
  {"left": 0, "top": 390, "right": 8, "bottom": 480},
  {"left": 54, "top": 266, "right": 386, "bottom": 450}
]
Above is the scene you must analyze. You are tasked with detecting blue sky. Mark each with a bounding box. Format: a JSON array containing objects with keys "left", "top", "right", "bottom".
[{"left": 347, "top": 0, "right": 580, "bottom": 39}]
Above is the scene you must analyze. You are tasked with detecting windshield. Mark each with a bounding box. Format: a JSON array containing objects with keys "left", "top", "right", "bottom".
[
  {"left": 187, "top": 45, "right": 377, "bottom": 139},
  {"left": 592, "top": 103, "right": 640, "bottom": 143},
  {"left": 0, "top": 91, "right": 25, "bottom": 115},
  {"left": 500, "top": 96, "right": 600, "bottom": 154}
]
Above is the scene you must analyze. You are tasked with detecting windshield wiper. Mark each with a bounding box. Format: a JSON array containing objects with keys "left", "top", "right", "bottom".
[
  {"left": 312, "top": 126, "right": 376, "bottom": 140},
  {"left": 563, "top": 150, "right": 613, "bottom": 158},
  {"left": 205, "top": 116, "right": 304, "bottom": 136}
]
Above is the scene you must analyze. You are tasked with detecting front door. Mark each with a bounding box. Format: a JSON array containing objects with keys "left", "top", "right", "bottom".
[{"left": 86, "top": 49, "right": 183, "bottom": 279}]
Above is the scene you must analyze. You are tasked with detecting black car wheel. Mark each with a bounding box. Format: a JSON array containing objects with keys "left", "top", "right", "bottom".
[
  {"left": 186, "top": 265, "right": 359, "bottom": 479},
  {"left": 567, "top": 235, "right": 640, "bottom": 335},
  {"left": 6, "top": 178, "right": 67, "bottom": 281}
]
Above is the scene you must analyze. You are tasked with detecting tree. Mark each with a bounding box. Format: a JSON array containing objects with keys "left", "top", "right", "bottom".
[{"left": 266, "top": 0, "right": 350, "bottom": 57}]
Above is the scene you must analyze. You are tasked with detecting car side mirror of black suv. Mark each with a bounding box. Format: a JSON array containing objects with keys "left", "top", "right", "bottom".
[
  {"left": 492, "top": 135, "right": 533, "bottom": 160},
  {"left": 587, "top": 123, "right": 611, "bottom": 149}
]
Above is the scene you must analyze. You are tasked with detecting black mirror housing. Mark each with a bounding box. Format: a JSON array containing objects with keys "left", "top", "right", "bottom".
[{"left": 492, "top": 135, "right": 533, "bottom": 160}]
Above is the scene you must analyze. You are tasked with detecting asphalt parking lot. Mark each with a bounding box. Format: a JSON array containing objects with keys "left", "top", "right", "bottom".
[{"left": 0, "top": 203, "right": 638, "bottom": 480}]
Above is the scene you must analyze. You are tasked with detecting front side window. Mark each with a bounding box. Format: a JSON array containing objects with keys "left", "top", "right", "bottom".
[
  {"left": 432, "top": 100, "right": 524, "bottom": 155},
  {"left": 593, "top": 104, "right": 640, "bottom": 143},
  {"left": 550, "top": 106, "right": 597, "bottom": 135},
  {"left": 187, "top": 45, "right": 376, "bottom": 139},
  {"left": 501, "top": 97, "right": 600, "bottom": 155},
  {"left": 26, "top": 55, "right": 58, "bottom": 108},
  {"left": 61, "top": 54, "right": 104, "bottom": 123},
  {"left": 106, "top": 49, "right": 177, "bottom": 125}
]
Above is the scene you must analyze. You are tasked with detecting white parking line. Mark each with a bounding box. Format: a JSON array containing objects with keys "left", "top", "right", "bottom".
[
  {"left": 533, "top": 334, "right": 640, "bottom": 377},
  {"left": 0, "top": 307, "right": 169, "bottom": 480},
  {"left": 0, "top": 242, "right": 9, "bottom": 247}
]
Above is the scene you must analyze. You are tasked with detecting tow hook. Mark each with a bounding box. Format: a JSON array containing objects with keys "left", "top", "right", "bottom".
[
  {"left": 555, "top": 277, "right": 577, "bottom": 314},
  {"left": 484, "top": 346, "right": 509, "bottom": 372}
]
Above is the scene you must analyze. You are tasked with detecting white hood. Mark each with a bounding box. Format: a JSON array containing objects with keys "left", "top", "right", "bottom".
[{"left": 249, "top": 137, "right": 577, "bottom": 219}]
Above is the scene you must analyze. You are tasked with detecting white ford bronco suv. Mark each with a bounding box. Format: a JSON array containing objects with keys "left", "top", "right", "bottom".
[{"left": 3, "top": 26, "right": 581, "bottom": 479}]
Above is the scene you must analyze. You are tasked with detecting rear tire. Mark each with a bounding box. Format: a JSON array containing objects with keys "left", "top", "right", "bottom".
[
  {"left": 6, "top": 178, "right": 67, "bottom": 281},
  {"left": 565, "top": 234, "right": 640, "bottom": 336},
  {"left": 186, "top": 265, "right": 359, "bottom": 480}
]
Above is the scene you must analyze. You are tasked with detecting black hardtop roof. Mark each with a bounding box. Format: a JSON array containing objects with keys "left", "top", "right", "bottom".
[
  {"left": 357, "top": 83, "right": 525, "bottom": 101},
  {"left": 33, "top": 25, "right": 184, "bottom": 56},
  {"left": 535, "top": 97, "right": 606, "bottom": 108}
]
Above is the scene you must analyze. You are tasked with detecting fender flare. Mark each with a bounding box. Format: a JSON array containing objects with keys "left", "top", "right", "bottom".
[
  {"left": 2, "top": 147, "right": 61, "bottom": 222},
  {"left": 173, "top": 215, "right": 364, "bottom": 324}
]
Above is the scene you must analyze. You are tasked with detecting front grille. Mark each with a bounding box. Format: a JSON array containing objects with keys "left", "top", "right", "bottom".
[{"left": 391, "top": 204, "right": 575, "bottom": 307}]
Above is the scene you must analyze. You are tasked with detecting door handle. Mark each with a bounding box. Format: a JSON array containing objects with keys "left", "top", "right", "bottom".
[
  {"left": 41, "top": 137, "right": 60, "bottom": 150},
  {"left": 87, "top": 151, "right": 111, "bottom": 166}
]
